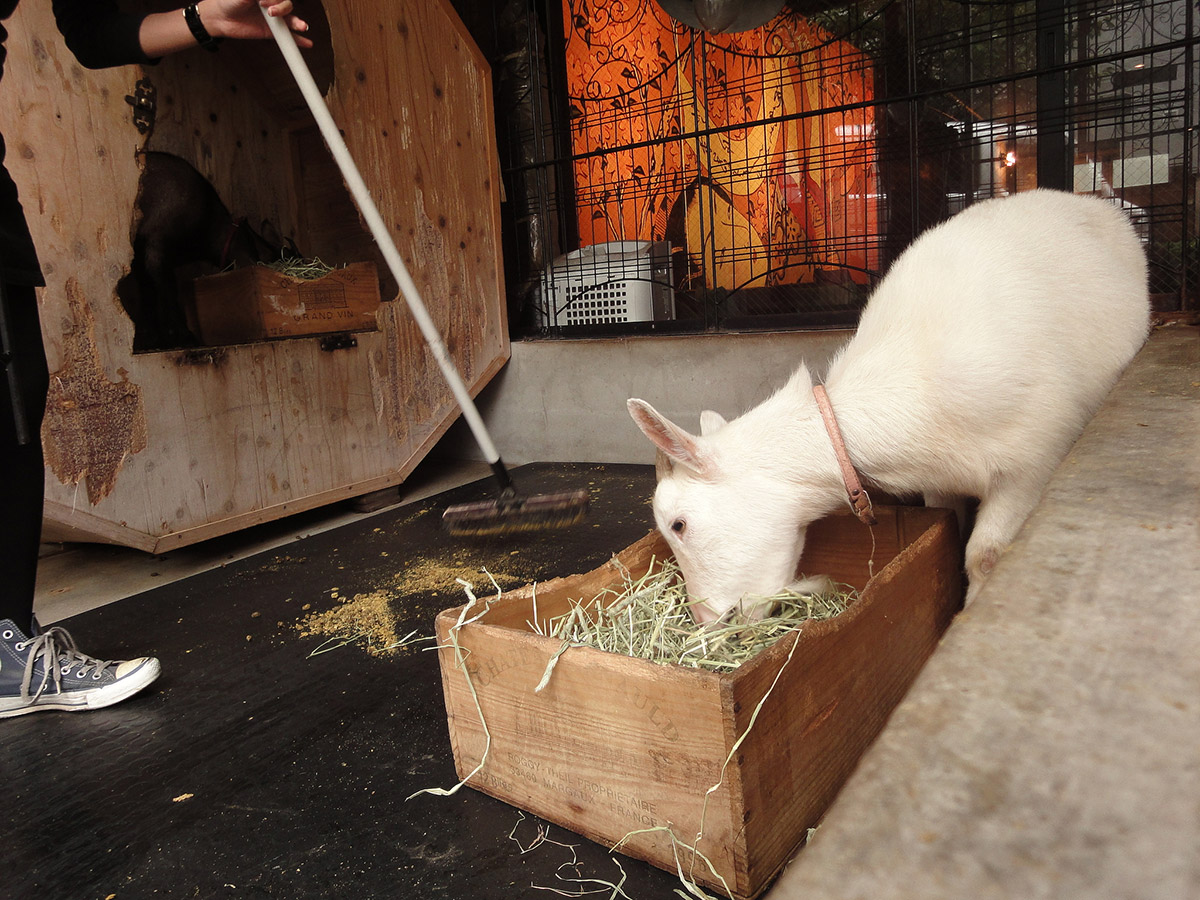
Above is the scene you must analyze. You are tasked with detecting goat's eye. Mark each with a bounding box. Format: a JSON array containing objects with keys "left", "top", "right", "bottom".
[{"left": 671, "top": 518, "right": 686, "bottom": 535}]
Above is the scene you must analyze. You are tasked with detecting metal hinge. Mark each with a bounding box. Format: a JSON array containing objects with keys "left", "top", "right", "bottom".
[
  {"left": 124, "top": 78, "right": 156, "bottom": 135},
  {"left": 319, "top": 333, "right": 359, "bottom": 352}
]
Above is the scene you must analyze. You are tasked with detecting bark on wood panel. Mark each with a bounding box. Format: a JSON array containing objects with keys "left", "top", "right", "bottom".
[
  {"left": 42, "top": 280, "right": 148, "bottom": 505},
  {"left": 0, "top": 5, "right": 149, "bottom": 505}
]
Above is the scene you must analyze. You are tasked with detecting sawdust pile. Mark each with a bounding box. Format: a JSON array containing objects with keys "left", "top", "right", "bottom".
[
  {"left": 296, "top": 551, "right": 542, "bottom": 657},
  {"left": 297, "top": 589, "right": 404, "bottom": 657}
]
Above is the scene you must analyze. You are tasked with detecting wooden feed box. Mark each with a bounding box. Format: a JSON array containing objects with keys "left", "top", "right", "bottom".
[
  {"left": 435, "top": 506, "right": 962, "bottom": 899},
  {"left": 193, "top": 262, "right": 382, "bottom": 344}
]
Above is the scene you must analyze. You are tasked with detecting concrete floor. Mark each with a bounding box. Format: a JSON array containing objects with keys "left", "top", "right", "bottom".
[{"left": 34, "top": 456, "right": 492, "bottom": 625}]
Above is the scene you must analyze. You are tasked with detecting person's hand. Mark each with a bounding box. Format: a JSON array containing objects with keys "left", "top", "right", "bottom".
[{"left": 196, "top": 0, "right": 312, "bottom": 48}]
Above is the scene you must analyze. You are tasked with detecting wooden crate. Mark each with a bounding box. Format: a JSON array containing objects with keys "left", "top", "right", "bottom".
[
  {"left": 435, "top": 506, "right": 962, "bottom": 899},
  {"left": 193, "top": 262, "right": 381, "bottom": 343}
]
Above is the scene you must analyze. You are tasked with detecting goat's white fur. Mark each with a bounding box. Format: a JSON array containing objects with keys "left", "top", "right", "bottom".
[{"left": 629, "top": 190, "right": 1150, "bottom": 622}]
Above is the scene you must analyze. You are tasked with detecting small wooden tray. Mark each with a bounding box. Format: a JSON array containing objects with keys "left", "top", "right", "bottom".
[{"left": 193, "top": 261, "right": 380, "bottom": 343}]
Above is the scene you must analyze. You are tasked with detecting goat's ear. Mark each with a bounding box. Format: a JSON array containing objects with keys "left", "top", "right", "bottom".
[
  {"left": 627, "top": 399, "right": 714, "bottom": 478},
  {"left": 699, "top": 410, "right": 727, "bottom": 436}
]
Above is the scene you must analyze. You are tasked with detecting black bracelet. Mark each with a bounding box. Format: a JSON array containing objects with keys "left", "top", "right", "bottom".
[{"left": 183, "top": 3, "right": 222, "bottom": 52}]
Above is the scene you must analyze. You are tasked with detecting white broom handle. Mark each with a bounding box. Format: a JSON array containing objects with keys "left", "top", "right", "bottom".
[{"left": 261, "top": 10, "right": 503, "bottom": 466}]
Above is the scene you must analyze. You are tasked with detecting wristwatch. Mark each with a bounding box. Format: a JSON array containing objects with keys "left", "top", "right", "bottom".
[{"left": 183, "top": 3, "right": 223, "bottom": 52}]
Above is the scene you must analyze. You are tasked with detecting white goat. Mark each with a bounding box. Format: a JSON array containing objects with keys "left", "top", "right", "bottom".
[{"left": 629, "top": 189, "right": 1150, "bottom": 622}]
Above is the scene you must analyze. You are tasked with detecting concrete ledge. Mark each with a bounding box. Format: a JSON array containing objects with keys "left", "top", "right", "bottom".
[{"left": 767, "top": 327, "right": 1200, "bottom": 900}]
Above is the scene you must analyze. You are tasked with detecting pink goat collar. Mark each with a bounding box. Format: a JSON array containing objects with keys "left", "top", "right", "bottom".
[{"left": 813, "top": 384, "right": 877, "bottom": 526}]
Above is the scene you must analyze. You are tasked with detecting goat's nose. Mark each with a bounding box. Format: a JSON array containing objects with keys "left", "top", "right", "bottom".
[{"left": 689, "top": 601, "right": 720, "bottom": 625}]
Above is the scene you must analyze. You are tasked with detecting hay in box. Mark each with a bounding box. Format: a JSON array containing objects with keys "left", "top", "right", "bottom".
[
  {"left": 533, "top": 557, "right": 854, "bottom": 676},
  {"left": 434, "top": 506, "right": 962, "bottom": 900}
]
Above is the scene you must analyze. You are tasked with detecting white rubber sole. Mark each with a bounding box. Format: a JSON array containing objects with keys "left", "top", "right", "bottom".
[{"left": 0, "top": 658, "right": 162, "bottom": 719}]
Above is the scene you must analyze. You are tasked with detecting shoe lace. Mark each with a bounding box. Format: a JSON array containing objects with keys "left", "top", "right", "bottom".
[{"left": 20, "top": 627, "right": 116, "bottom": 702}]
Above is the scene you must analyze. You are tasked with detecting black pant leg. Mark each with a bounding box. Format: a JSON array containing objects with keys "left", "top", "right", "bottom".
[{"left": 0, "top": 281, "right": 49, "bottom": 634}]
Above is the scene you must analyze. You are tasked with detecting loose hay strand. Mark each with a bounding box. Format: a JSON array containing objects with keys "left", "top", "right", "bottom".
[
  {"left": 306, "top": 631, "right": 369, "bottom": 658},
  {"left": 613, "top": 825, "right": 729, "bottom": 900},
  {"left": 407, "top": 577, "right": 497, "bottom": 801},
  {"left": 511, "top": 813, "right": 635, "bottom": 898}
]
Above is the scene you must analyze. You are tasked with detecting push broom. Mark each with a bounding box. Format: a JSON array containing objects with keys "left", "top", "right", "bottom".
[{"left": 262, "top": 11, "right": 588, "bottom": 535}]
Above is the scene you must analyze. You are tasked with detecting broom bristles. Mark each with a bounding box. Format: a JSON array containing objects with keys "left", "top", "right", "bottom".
[{"left": 441, "top": 489, "right": 590, "bottom": 536}]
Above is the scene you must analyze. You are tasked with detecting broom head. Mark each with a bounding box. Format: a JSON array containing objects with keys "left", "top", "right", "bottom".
[{"left": 442, "top": 488, "right": 590, "bottom": 536}]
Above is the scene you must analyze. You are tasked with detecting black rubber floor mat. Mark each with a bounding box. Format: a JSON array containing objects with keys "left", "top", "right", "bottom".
[{"left": 2, "top": 463, "right": 695, "bottom": 899}]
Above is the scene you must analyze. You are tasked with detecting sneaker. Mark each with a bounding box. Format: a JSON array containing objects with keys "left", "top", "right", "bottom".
[{"left": 0, "top": 618, "right": 161, "bottom": 719}]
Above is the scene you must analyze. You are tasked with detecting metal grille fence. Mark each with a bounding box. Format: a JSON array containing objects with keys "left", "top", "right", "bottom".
[{"left": 484, "top": 0, "right": 1199, "bottom": 336}]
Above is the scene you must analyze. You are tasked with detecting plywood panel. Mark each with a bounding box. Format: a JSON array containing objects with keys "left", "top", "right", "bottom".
[{"left": 1, "top": 0, "right": 508, "bottom": 549}]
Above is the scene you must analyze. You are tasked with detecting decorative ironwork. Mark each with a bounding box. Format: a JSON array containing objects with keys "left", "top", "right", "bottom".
[{"left": 561, "top": 0, "right": 877, "bottom": 324}]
